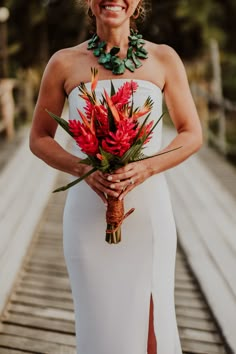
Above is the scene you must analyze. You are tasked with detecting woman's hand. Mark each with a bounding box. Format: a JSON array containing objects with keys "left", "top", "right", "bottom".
[
  {"left": 105, "top": 159, "right": 153, "bottom": 201},
  {"left": 80, "top": 164, "right": 122, "bottom": 205}
]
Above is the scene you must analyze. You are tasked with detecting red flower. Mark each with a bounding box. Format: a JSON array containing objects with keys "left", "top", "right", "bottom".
[
  {"left": 69, "top": 120, "right": 99, "bottom": 155},
  {"left": 138, "top": 120, "right": 154, "bottom": 144},
  {"left": 102, "top": 119, "right": 137, "bottom": 157},
  {"left": 111, "top": 81, "right": 138, "bottom": 109},
  {"left": 94, "top": 105, "right": 109, "bottom": 137},
  {"left": 68, "top": 119, "right": 81, "bottom": 137}
]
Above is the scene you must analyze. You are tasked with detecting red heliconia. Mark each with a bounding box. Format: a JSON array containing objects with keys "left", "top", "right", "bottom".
[{"left": 139, "top": 120, "right": 154, "bottom": 144}]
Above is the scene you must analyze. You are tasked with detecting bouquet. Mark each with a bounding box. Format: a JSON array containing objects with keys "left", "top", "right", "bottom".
[{"left": 47, "top": 68, "right": 181, "bottom": 244}]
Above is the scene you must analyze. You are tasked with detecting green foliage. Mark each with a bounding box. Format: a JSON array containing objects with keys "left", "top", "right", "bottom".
[{"left": 3, "top": 0, "right": 236, "bottom": 98}]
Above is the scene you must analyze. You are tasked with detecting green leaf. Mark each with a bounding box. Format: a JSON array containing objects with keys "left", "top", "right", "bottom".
[
  {"left": 112, "top": 62, "right": 126, "bottom": 75},
  {"left": 99, "top": 53, "right": 111, "bottom": 64},
  {"left": 46, "top": 109, "right": 73, "bottom": 136},
  {"left": 147, "top": 112, "right": 165, "bottom": 137},
  {"left": 133, "top": 113, "right": 151, "bottom": 142},
  {"left": 110, "top": 80, "right": 116, "bottom": 96},
  {"left": 124, "top": 59, "right": 135, "bottom": 72},
  {"left": 104, "top": 62, "right": 113, "bottom": 70},
  {"left": 133, "top": 146, "right": 183, "bottom": 162},
  {"left": 53, "top": 167, "right": 97, "bottom": 193},
  {"left": 93, "top": 48, "right": 101, "bottom": 57},
  {"left": 137, "top": 39, "right": 145, "bottom": 45},
  {"left": 88, "top": 42, "right": 97, "bottom": 50},
  {"left": 135, "top": 51, "right": 148, "bottom": 59},
  {"left": 98, "top": 41, "right": 106, "bottom": 49},
  {"left": 111, "top": 57, "right": 123, "bottom": 65},
  {"left": 132, "top": 52, "right": 142, "bottom": 68},
  {"left": 110, "top": 46, "right": 120, "bottom": 56},
  {"left": 127, "top": 47, "right": 133, "bottom": 59},
  {"left": 102, "top": 94, "right": 116, "bottom": 132},
  {"left": 139, "top": 47, "right": 148, "bottom": 54},
  {"left": 79, "top": 156, "right": 98, "bottom": 166},
  {"left": 119, "top": 142, "right": 143, "bottom": 164}
]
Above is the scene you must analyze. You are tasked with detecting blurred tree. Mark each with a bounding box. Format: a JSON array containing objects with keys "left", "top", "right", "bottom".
[
  {"left": 5, "top": 0, "right": 85, "bottom": 73},
  {"left": 143, "top": 0, "right": 224, "bottom": 59},
  {"left": 3, "top": 0, "right": 236, "bottom": 99}
]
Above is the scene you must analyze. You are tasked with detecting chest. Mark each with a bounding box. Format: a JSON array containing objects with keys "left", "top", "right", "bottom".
[{"left": 64, "top": 50, "right": 165, "bottom": 96}]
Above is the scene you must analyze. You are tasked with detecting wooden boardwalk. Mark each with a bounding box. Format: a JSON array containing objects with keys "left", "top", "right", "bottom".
[{"left": 0, "top": 172, "right": 230, "bottom": 354}]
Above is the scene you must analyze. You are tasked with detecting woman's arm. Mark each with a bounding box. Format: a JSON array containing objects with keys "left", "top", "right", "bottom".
[
  {"left": 107, "top": 45, "right": 203, "bottom": 199},
  {"left": 30, "top": 51, "right": 119, "bottom": 203},
  {"left": 30, "top": 51, "right": 84, "bottom": 177}
]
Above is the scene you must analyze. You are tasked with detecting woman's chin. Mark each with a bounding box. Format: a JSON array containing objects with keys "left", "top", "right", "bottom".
[{"left": 96, "top": 15, "right": 129, "bottom": 29}]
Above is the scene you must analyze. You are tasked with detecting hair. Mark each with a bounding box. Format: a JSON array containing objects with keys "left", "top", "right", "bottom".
[{"left": 77, "top": 1, "right": 151, "bottom": 32}]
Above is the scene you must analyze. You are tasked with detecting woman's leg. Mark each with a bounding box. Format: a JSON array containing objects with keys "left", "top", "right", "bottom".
[{"left": 147, "top": 294, "right": 157, "bottom": 354}]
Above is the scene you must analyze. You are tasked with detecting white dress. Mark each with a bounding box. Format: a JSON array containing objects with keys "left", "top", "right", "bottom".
[{"left": 63, "top": 79, "right": 183, "bottom": 354}]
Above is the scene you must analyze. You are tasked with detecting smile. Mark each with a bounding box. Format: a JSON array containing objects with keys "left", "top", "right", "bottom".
[{"left": 103, "top": 5, "right": 124, "bottom": 12}]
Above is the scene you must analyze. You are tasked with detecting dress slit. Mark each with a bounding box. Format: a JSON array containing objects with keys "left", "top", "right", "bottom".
[{"left": 147, "top": 293, "right": 157, "bottom": 354}]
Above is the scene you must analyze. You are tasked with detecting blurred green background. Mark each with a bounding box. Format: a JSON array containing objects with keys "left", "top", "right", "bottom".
[{"left": 0, "top": 0, "right": 236, "bottom": 161}]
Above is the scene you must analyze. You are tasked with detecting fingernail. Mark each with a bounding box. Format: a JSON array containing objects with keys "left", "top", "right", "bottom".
[
  {"left": 110, "top": 184, "right": 115, "bottom": 189},
  {"left": 107, "top": 176, "right": 112, "bottom": 181}
]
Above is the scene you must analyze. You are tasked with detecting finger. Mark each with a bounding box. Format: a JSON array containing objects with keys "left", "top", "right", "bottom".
[
  {"left": 107, "top": 170, "right": 133, "bottom": 183},
  {"left": 109, "top": 177, "right": 135, "bottom": 191},
  {"left": 114, "top": 164, "right": 134, "bottom": 174},
  {"left": 90, "top": 179, "right": 120, "bottom": 198},
  {"left": 118, "top": 185, "right": 134, "bottom": 200}
]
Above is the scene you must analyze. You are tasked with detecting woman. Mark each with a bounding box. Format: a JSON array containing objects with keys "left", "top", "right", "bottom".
[{"left": 30, "top": 1, "right": 202, "bottom": 353}]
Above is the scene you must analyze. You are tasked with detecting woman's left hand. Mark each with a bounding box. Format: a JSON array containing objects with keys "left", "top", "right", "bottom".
[{"left": 106, "top": 160, "right": 153, "bottom": 200}]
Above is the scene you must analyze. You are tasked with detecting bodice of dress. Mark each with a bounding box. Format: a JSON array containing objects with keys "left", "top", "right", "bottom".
[{"left": 68, "top": 79, "right": 163, "bottom": 158}]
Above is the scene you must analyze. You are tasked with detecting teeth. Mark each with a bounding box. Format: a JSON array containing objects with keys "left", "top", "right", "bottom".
[{"left": 104, "top": 5, "right": 123, "bottom": 12}]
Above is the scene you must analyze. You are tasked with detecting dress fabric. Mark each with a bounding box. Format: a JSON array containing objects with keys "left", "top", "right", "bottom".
[{"left": 63, "top": 79, "right": 183, "bottom": 354}]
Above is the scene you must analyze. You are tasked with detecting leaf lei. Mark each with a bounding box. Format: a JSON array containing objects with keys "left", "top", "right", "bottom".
[{"left": 87, "top": 29, "right": 148, "bottom": 75}]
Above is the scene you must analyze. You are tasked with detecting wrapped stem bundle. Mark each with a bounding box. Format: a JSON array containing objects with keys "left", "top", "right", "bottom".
[{"left": 106, "top": 196, "right": 124, "bottom": 244}]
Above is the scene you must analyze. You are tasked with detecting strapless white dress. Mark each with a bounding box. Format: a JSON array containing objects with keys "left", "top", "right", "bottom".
[{"left": 63, "top": 79, "right": 183, "bottom": 354}]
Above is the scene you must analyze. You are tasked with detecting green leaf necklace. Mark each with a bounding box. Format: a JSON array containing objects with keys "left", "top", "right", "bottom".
[{"left": 87, "top": 29, "right": 148, "bottom": 75}]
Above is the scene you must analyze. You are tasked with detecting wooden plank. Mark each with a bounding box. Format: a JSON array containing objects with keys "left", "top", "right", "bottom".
[
  {"left": 175, "top": 297, "right": 207, "bottom": 310},
  {"left": 177, "top": 317, "right": 216, "bottom": 331},
  {"left": 8, "top": 304, "right": 75, "bottom": 322},
  {"left": 11, "top": 294, "right": 73, "bottom": 311},
  {"left": 19, "top": 279, "right": 71, "bottom": 292},
  {"left": 0, "top": 348, "right": 35, "bottom": 354},
  {"left": 24, "top": 265, "right": 68, "bottom": 277},
  {"left": 179, "top": 327, "right": 222, "bottom": 344},
  {"left": 16, "top": 286, "right": 72, "bottom": 301},
  {"left": 181, "top": 339, "right": 227, "bottom": 354},
  {"left": 176, "top": 307, "right": 211, "bottom": 320},
  {"left": 21, "top": 274, "right": 70, "bottom": 287},
  {"left": 2, "top": 314, "right": 75, "bottom": 334},
  {"left": 0, "top": 334, "right": 76, "bottom": 354},
  {"left": 1, "top": 324, "right": 76, "bottom": 346}
]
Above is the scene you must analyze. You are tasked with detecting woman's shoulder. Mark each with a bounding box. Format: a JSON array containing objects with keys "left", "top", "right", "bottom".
[
  {"left": 47, "top": 41, "right": 89, "bottom": 70},
  {"left": 146, "top": 41, "right": 183, "bottom": 66}
]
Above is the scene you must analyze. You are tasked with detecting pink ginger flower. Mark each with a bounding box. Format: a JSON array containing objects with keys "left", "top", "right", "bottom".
[
  {"left": 111, "top": 81, "right": 138, "bottom": 110},
  {"left": 69, "top": 120, "right": 98, "bottom": 155},
  {"left": 102, "top": 119, "right": 137, "bottom": 157}
]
